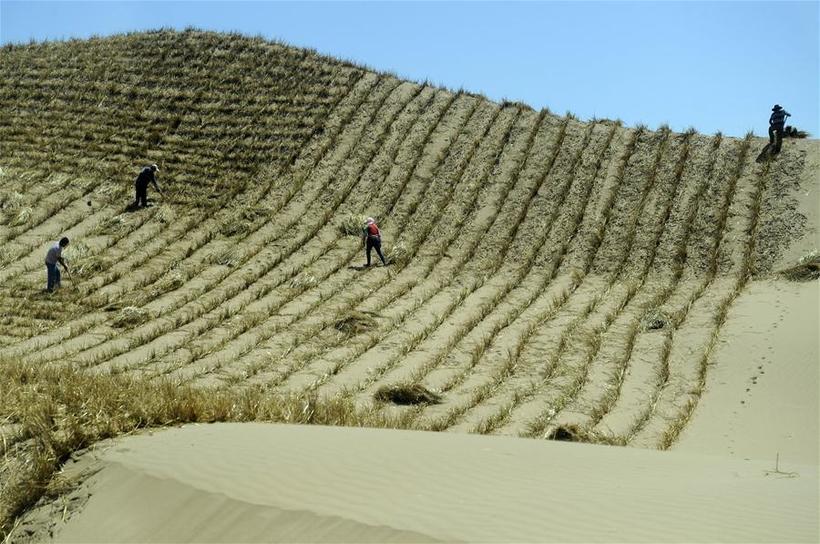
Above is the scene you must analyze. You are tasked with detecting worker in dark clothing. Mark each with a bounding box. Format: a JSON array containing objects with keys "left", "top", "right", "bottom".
[
  {"left": 133, "top": 164, "right": 162, "bottom": 208},
  {"left": 769, "top": 105, "right": 791, "bottom": 153},
  {"left": 361, "top": 217, "right": 387, "bottom": 267}
]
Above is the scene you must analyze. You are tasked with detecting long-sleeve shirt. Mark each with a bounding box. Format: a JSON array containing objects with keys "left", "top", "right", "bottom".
[
  {"left": 769, "top": 110, "right": 790, "bottom": 127},
  {"left": 135, "top": 167, "right": 160, "bottom": 190}
]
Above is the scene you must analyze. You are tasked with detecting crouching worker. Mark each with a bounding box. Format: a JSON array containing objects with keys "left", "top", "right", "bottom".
[
  {"left": 133, "top": 164, "right": 162, "bottom": 208},
  {"left": 45, "top": 237, "right": 70, "bottom": 292},
  {"left": 361, "top": 217, "right": 387, "bottom": 267}
]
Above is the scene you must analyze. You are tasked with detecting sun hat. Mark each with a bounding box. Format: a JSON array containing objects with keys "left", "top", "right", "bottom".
[
  {"left": 772, "top": 105, "right": 783, "bottom": 111},
  {"left": 366, "top": 217, "right": 375, "bottom": 224}
]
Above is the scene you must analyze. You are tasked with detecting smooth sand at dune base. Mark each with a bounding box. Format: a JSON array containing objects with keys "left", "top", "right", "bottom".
[{"left": 20, "top": 422, "right": 817, "bottom": 543}]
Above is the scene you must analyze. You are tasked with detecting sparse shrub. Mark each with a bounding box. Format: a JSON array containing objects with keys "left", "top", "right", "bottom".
[{"left": 373, "top": 384, "right": 442, "bottom": 405}]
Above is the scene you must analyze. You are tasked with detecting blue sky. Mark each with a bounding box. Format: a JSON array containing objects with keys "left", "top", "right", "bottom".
[{"left": 1, "top": 1, "right": 817, "bottom": 137}]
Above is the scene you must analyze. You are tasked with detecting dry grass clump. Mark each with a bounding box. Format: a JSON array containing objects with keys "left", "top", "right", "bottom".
[
  {"left": 784, "top": 126, "right": 809, "bottom": 139},
  {"left": 11, "top": 207, "right": 33, "bottom": 226},
  {"left": 334, "top": 310, "right": 377, "bottom": 335},
  {"left": 92, "top": 214, "right": 129, "bottom": 236},
  {"left": 207, "top": 247, "right": 237, "bottom": 267},
  {"left": 65, "top": 241, "right": 111, "bottom": 278},
  {"left": 219, "top": 208, "right": 267, "bottom": 237},
  {"left": 289, "top": 274, "right": 318, "bottom": 289},
  {"left": 0, "top": 361, "right": 407, "bottom": 537},
  {"left": 110, "top": 306, "right": 150, "bottom": 328},
  {"left": 384, "top": 240, "right": 409, "bottom": 266},
  {"left": 337, "top": 214, "right": 367, "bottom": 236},
  {"left": 780, "top": 251, "right": 820, "bottom": 281},
  {"left": 154, "top": 204, "right": 176, "bottom": 225},
  {"left": 373, "top": 384, "right": 442, "bottom": 405},
  {"left": 547, "top": 424, "right": 625, "bottom": 446},
  {"left": 640, "top": 308, "right": 670, "bottom": 331},
  {"left": 0, "top": 191, "right": 24, "bottom": 211}
]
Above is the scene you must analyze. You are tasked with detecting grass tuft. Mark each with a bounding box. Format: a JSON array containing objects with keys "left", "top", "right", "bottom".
[
  {"left": 384, "top": 240, "right": 409, "bottom": 266},
  {"left": 373, "top": 384, "right": 442, "bottom": 405},
  {"left": 334, "top": 311, "right": 377, "bottom": 336},
  {"left": 780, "top": 250, "right": 820, "bottom": 281},
  {"left": 640, "top": 308, "right": 670, "bottom": 331},
  {"left": 110, "top": 306, "right": 150, "bottom": 328},
  {"left": 548, "top": 424, "right": 625, "bottom": 445},
  {"left": 337, "top": 214, "right": 367, "bottom": 236}
]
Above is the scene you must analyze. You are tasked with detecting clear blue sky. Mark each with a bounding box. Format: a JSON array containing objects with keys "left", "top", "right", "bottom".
[{"left": 1, "top": 1, "right": 817, "bottom": 137}]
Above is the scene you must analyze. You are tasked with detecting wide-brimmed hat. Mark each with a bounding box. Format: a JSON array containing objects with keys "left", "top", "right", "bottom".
[
  {"left": 366, "top": 217, "right": 375, "bottom": 224},
  {"left": 772, "top": 104, "right": 783, "bottom": 111}
]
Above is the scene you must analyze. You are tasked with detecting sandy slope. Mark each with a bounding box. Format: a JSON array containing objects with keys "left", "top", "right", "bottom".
[
  {"left": 676, "top": 139, "right": 819, "bottom": 464},
  {"left": 675, "top": 280, "right": 819, "bottom": 464},
  {"left": 18, "top": 423, "right": 817, "bottom": 543}
]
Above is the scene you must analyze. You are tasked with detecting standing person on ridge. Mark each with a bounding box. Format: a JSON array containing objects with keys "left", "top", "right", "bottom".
[
  {"left": 133, "top": 164, "right": 162, "bottom": 208},
  {"left": 44, "top": 237, "right": 70, "bottom": 292},
  {"left": 361, "top": 217, "right": 387, "bottom": 267},
  {"left": 768, "top": 104, "right": 791, "bottom": 154}
]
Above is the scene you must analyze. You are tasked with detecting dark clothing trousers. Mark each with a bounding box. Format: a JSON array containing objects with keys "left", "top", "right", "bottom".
[
  {"left": 134, "top": 167, "right": 157, "bottom": 207},
  {"left": 366, "top": 235, "right": 386, "bottom": 266},
  {"left": 46, "top": 263, "right": 61, "bottom": 291},
  {"left": 769, "top": 125, "right": 784, "bottom": 153},
  {"left": 134, "top": 183, "right": 148, "bottom": 207}
]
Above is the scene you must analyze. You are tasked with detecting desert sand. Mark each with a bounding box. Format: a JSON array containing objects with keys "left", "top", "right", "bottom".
[{"left": 20, "top": 423, "right": 817, "bottom": 543}]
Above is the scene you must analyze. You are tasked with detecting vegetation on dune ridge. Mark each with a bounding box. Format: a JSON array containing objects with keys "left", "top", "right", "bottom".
[{"left": 0, "top": 29, "right": 814, "bottom": 537}]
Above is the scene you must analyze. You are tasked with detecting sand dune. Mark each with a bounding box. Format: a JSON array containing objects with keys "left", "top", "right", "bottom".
[
  {"left": 2, "top": 31, "right": 818, "bottom": 541},
  {"left": 23, "top": 423, "right": 816, "bottom": 543}
]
